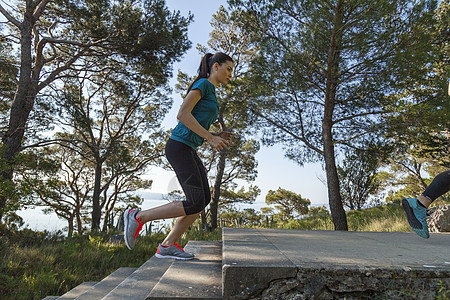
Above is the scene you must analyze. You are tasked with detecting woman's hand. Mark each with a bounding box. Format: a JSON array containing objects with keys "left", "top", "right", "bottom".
[
  {"left": 218, "top": 131, "right": 233, "bottom": 141},
  {"left": 207, "top": 133, "right": 231, "bottom": 151}
]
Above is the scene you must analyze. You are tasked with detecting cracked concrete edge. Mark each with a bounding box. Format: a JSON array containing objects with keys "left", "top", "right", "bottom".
[
  {"left": 222, "top": 265, "right": 298, "bottom": 299},
  {"left": 252, "top": 267, "right": 450, "bottom": 299}
]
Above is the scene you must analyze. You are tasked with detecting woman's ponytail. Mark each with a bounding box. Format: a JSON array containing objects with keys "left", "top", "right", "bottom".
[
  {"left": 186, "top": 52, "right": 233, "bottom": 94},
  {"left": 198, "top": 53, "right": 213, "bottom": 79}
]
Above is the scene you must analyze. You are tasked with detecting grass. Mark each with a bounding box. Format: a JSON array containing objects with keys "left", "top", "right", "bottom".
[
  {"left": 277, "top": 204, "right": 411, "bottom": 232},
  {"left": 0, "top": 203, "right": 440, "bottom": 299},
  {"left": 347, "top": 204, "right": 411, "bottom": 232}
]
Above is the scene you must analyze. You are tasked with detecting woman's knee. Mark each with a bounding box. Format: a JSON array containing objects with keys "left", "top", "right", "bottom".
[
  {"left": 184, "top": 195, "right": 211, "bottom": 215},
  {"left": 182, "top": 183, "right": 212, "bottom": 214},
  {"left": 184, "top": 202, "right": 205, "bottom": 215}
]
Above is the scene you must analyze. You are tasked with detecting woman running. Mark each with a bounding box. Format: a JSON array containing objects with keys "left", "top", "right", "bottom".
[{"left": 123, "top": 53, "right": 234, "bottom": 259}]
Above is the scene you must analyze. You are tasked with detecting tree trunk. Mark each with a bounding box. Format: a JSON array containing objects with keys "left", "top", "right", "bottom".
[
  {"left": 102, "top": 208, "right": 110, "bottom": 232},
  {"left": 76, "top": 205, "right": 83, "bottom": 234},
  {"left": 91, "top": 161, "right": 102, "bottom": 231},
  {"left": 323, "top": 0, "right": 348, "bottom": 231},
  {"left": 0, "top": 9, "right": 36, "bottom": 220},
  {"left": 200, "top": 211, "right": 207, "bottom": 230},
  {"left": 323, "top": 128, "right": 348, "bottom": 230},
  {"left": 67, "top": 216, "right": 74, "bottom": 238},
  {"left": 210, "top": 150, "right": 227, "bottom": 229}
]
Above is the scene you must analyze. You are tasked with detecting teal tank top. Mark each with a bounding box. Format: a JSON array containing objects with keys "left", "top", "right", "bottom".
[{"left": 170, "top": 78, "right": 219, "bottom": 149}]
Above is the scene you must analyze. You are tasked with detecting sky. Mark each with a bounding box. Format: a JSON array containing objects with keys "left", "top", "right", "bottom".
[{"left": 0, "top": 0, "right": 329, "bottom": 231}]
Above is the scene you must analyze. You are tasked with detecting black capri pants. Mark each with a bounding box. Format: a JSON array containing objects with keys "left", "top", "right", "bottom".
[
  {"left": 165, "top": 138, "right": 211, "bottom": 215},
  {"left": 422, "top": 170, "right": 450, "bottom": 202}
]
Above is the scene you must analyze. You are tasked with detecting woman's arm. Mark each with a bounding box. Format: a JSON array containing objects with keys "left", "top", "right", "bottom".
[{"left": 177, "top": 89, "right": 230, "bottom": 151}]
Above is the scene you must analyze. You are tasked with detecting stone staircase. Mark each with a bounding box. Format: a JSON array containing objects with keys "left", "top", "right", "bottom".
[{"left": 44, "top": 228, "right": 450, "bottom": 300}]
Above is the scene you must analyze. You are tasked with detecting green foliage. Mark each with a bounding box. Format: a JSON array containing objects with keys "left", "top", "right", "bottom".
[
  {"left": 437, "top": 280, "right": 450, "bottom": 300},
  {"left": 382, "top": 157, "right": 448, "bottom": 204},
  {"left": 0, "top": 33, "right": 17, "bottom": 123},
  {"left": 229, "top": 0, "right": 436, "bottom": 162},
  {"left": 200, "top": 134, "right": 260, "bottom": 190},
  {"left": 220, "top": 207, "right": 264, "bottom": 227},
  {"left": 383, "top": 0, "right": 449, "bottom": 181},
  {"left": 220, "top": 185, "right": 261, "bottom": 209},
  {"left": 345, "top": 205, "right": 410, "bottom": 232},
  {"left": 307, "top": 205, "right": 330, "bottom": 218},
  {"left": 45, "top": 0, "right": 192, "bottom": 82},
  {"left": 0, "top": 147, "right": 61, "bottom": 228},
  {"left": 265, "top": 187, "right": 311, "bottom": 219},
  {"left": 338, "top": 144, "right": 386, "bottom": 210},
  {"left": 180, "top": 225, "right": 222, "bottom": 243}
]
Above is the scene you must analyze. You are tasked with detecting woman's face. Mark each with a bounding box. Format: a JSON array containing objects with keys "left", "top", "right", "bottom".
[{"left": 212, "top": 60, "right": 234, "bottom": 85}]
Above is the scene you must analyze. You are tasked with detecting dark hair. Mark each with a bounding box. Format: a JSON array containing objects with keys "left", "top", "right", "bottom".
[{"left": 187, "top": 52, "right": 233, "bottom": 93}]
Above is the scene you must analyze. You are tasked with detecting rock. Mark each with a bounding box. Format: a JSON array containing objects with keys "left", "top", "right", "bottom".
[{"left": 427, "top": 204, "right": 450, "bottom": 232}]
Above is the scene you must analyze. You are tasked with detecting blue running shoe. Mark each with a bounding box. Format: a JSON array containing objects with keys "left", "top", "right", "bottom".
[{"left": 402, "top": 198, "right": 429, "bottom": 239}]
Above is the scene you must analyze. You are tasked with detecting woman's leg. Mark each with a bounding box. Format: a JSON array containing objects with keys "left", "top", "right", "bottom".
[
  {"left": 402, "top": 170, "right": 450, "bottom": 239},
  {"left": 419, "top": 170, "right": 450, "bottom": 207},
  {"left": 135, "top": 140, "right": 208, "bottom": 222},
  {"left": 135, "top": 201, "right": 186, "bottom": 223},
  {"left": 161, "top": 212, "right": 201, "bottom": 246},
  {"left": 125, "top": 139, "right": 210, "bottom": 253},
  {"left": 156, "top": 140, "right": 211, "bottom": 258},
  {"left": 159, "top": 142, "right": 211, "bottom": 246}
]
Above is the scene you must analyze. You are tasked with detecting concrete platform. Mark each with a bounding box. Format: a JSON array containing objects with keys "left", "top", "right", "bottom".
[{"left": 223, "top": 228, "right": 450, "bottom": 299}]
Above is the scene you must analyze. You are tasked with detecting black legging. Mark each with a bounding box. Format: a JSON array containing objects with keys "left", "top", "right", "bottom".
[
  {"left": 422, "top": 170, "right": 450, "bottom": 202},
  {"left": 165, "top": 138, "right": 211, "bottom": 215}
]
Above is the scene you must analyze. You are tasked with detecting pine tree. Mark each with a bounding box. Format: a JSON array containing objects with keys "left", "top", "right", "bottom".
[{"left": 230, "top": 0, "right": 438, "bottom": 230}]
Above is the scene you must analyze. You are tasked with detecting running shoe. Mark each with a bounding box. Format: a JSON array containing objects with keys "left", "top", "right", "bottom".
[
  {"left": 155, "top": 243, "right": 195, "bottom": 260},
  {"left": 402, "top": 198, "right": 429, "bottom": 239},
  {"left": 124, "top": 209, "right": 144, "bottom": 250}
]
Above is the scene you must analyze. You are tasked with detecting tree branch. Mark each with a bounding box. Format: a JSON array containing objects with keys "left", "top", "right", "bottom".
[
  {"left": 0, "top": 3, "right": 21, "bottom": 28},
  {"left": 37, "top": 36, "right": 112, "bottom": 91},
  {"left": 250, "top": 107, "right": 324, "bottom": 156},
  {"left": 32, "top": 0, "right": 51, "bottom": 21},
  {"left": 333, "top": 110, "right": 384, "bottom": 124}
]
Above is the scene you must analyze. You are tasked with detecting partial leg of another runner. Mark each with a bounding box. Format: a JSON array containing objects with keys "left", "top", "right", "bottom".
[{"left": 402, "top": 170, "right": 450, "bottom": 238}]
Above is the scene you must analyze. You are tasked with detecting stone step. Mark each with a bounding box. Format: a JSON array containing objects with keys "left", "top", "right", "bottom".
[
  {"left": 57, "top": 282, "right": 97, "bottom": 299},
  {"left": 102, "top": 253, "right": 173, "bottom": 300},
  {"left": 74, "top": 267, "right": 137, "bottom": 299},
  {"left": 221, "top": 228, "right": 450, "bottom": 299},
  {"left": 147, "top": 241, "right": 223, "bottom": 300}
]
